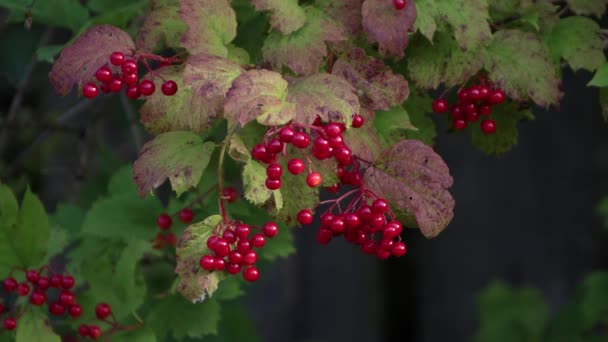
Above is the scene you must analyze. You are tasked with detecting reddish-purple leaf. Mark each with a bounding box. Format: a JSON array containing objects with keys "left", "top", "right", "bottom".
[
  {"left": 223, "top": 70, "right": 296, "bottom": 127},
  {"left": 286, "top": 73, "right": 360, "bottom": 126},
  {"left": 250, "top": 0, "right": 306, "bottom": 35},
  {"left": 179, "top": 0, "right": 236, "bottom": 57},
  {"left": 316, "top": 0, "right": 363, "bottom": 36},
  {"left": 49, "top": 25, "right": 135, "bottom": 96},
  {"left": 361, "top": 0, "right": 417, "bottom": 57},
  {"left": 333, "top": 47, "right": 409, "bottom": 110},
  {"left": 364, "top": 140, "right": 454, "bottom": 238},
  {"left": 135, "top": 2, "right": 187, "bottom": 52}
]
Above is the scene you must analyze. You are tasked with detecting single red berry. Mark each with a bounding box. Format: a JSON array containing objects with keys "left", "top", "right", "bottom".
[
  {"left": 329, "top": 136, "right": 344, "bottom": 149},
  {"left": 306, "top": 172, "right": 322, "bottom": 188},
  {"left": 121, "top": 60, "right": 138, "bottom": 75},
  {"left": 393, "top": 0, "right": 406, "bottom": 10},
  {"left": 297, "top": 209, "right": 314, "bottom": 225},
  {"left": 432, "top": 99, "right": 448, "bottom": 113},
  {"left": 317, "top": 229, "right": 333, "bottom": 244},
  {"left": 237, "top": 239, "right": 252, "bottom": 254},
  {"left": 321, "top": 213, "right": 334, "bottom": 227},
  {"left": 251, "top": 233, "right": 266, "bottom": 248},
  {"left": 228, "top": 251, "right": 243, "bottom": 264},
  {"left": 17, "top": 283, "right": 30, "bottom": 296},
  {"left": 262, "top": 151, "right": 277, "bottom": 164},
  {"left": 376, "top": 248, "right": 391, "bottom": 260},
  {"left": 312, "top": 116, "right": 323, "bottom": 126},
  {"left": 480, "top": 119, "right": 497, "bottom": 134},
  {"left": 179, "top": 208, "right": 194, "bottom": 223},
  {"left": 30, "top": 291, "right": 46, "bottom": 306},
  {"left": 325, "top": 183, "right": 340, "bottom": 193},
  {"left": 265, "top": 178, "right": 282, "bottom": 190},
  {"left": 383, "top": 225, "right": 400, "bottom": 239},
  {"left": 450, "top": 104, "right": 464, "bottom": 120},
  {"left": 164, "top": 232, "right": 176, "bottom": 246},
  {"left": 479, "top": 85, "right": 490, "bottom": 99},
  {"left": 161, "top": 80, "right": 178, "bottom": 96},
  {"left": 125, "top": 85, "right": 141, "bottom": 99},
  {"left": 37, "top": 276, "right": 50, "bottom": 290},
  {"left": 3, "top": 278, "right": 17, "bottom": 292},
  {"left": 82, "top": 83, "right": 99, "bottom": 99},
  {"left": 227, "top": 263, "right": 241, "bottom": 275},
  {"left": 279, "top": 126, "right": 295, "bottom": 143},
  {"left": 214, "top": 258, "right": 226, "bottom": 271},
  {"left": 468, "top": 87, "right": 481, "bottom": 101},
  {"left": 223, "top": 187, "right": 238, "bottom": 203},
  {"left": 252, "top": 144, "right": 267, "bottom": 161},
  {"left": 325, "top": 123, "right": 342, "bottom": 138},
  {"left": 262, "top": 222, "right": 279, "bottom": 238},
  {"left": 109, "top": 77, "right": 123, "bottom": 92},
  {"left": 50, "top": 274, "right": 62, "bottom": 288},
  {"left": 358, "top": 205, "right": 373, "bottom": 222},
  {"left": 242, "top": 250, "right": 257, "bottom": 265},
  {"left": 462, "top": 103, "right": 476, "bottom": 115},
  {"left": 101, "top": 83, "right": 111, "bottom": 94},
  {"left": 452, "top": 119, "right": 467, "bottom": 130},
  {"left": 344, "top": 213, "right": 361, "bottom": 230},
  {"left": 392, "top": 241, "right": 407, "bottom": 257},
  {"left": 370, "top": 213, "right": 387, "bottom": 231},
  {"left": 479, "top": 104, "right": 492, "bottom": 116},
  {"left": 95, "top": 303, "right": 112, "bottom": 320},
  {"left": 156, "top": 213, "right": 172, "bottom": 230},
  {"left": 207, "top": 235, "right": 219, "bottom": 250},
  {"left": 62, "top": 275, "right": 75, "bottom": 290},
  {"left": 123, "top": 73, "right": 138, "bottom": 86},
  {"left": 235, "top": 224, "right": 251, "bottom": 239},
  {"left": 266, "top": 163, "right": 282, "bottom": 180},
  {"left": 68, "top": 304, "right": 83, "bottom": 317},
  {"left": 372, "top": 198, "right": 389, "bottom": 214},
  {"left": 26, "top": 270, "right": 40, "bottom": 284},
  {"left": 313, "top": 137, "right": 331, "bottom": 153},
  {"left": 352, "top": 114, "right": 364, "bottom": 128},
  {"left": 212, "top": 238, "right": 230, "bottom": 257},
  {"left": 361, "top": 240, "right": 376, "bottom": 254},
  {"left": 95, "top": 66, "right": 113, "bottom": 83},
  {"left": 458, "top": 89, "right": 469, "bottom": 103},
  {"left": 78, "top": 324, "right": 90, "bottom": 337},
  {"left": 3, "top": 318, "right": 16, "bottom": 331},
  {"left": 138, "top": 80, "right": 156, "bottom": 96},
  {"left": 222, "top": 229, "right": 236, "bottom": 244},
  {"left": 291, "top": 132, "right": 310, "bottom": 148},
  {"left": 330, "top": 217, "right": 345, "bottom": 233},
  {"left": 465, "top": 111, "right": 479, "bottom": 122},
  {"left": 488, "top": 89, "right": 505, "bottom": 105},
  {"left": 334, "top": 146, "right": 352, "bottom": 166},
  {"left": 200, "top": 255, "right": 215, "bottom": 270},
  {"left": 59, "top": 290, "right": 76, "bottom": 306},
  {"left": 287, "top": 159, "right": 305, "bottom": 175},
  {"left": 88, "top": 325, "right": 102, "bottom": 340},
  {"left": 49, "top": 302, "right": 65, "bottom": 315},
  {"left": 109, "top": 51, "right": 125, "bottom": 66},
  {"left": 243, "top": 267, "right": 260, "bottom": 282},
  {"left": 267, "top": 139, "right": 283, "bottom": 154},
  {"left": 346, "top": 172, "right": 363, "bottom": 186}
]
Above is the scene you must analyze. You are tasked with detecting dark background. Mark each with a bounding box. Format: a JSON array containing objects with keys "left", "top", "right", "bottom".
[{"left": 1, "top": 24, "right": 607, "bottom": 342}]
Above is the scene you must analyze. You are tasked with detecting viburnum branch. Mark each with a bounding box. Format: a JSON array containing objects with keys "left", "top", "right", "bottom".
[{"left": 218, "top": 137, "right": 230, "bottom": 224}]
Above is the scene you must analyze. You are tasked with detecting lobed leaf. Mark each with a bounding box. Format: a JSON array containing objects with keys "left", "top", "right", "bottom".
[
  {"left": 333, "top": 47, "right": 409, "bottom": 110},
  {"left": 133, "top": 131, "right": 216, "bottom": 197},
  {"left": 470, "top": 102, "right": 534, "bottom": 155},
  {"left": 435, "top": 0, "right": 491, "bottom": 50},
  {"left": 49, "top": 25, "right": 135, "bottom": 96},
  {"left": 179, "top": 0, "right": 237, "bottom": 57},
  {"left": 373, "top": 105, "right": 418, "bottom": 150},
  {"left": 401, "top": 92, "right": 436, "bottom": 146},
  {"left": 361, "top": 0, "right": 417, "bottom": 57},
  {"left": 589, "top": 63, "right": 608, "bottom": 87},
  {"left": 315, "top": 0, "right": 363, "bottom": 36},
  {"left": 250, "top": 0, "right": 306, "bottom": 35},
  {"left": 364, "top": 140, "right": 454, "bottom": 238},
  {"left": 545, "top": 16, "right": 605, "bottom": 72},
  {"left": 136, "top": 1, "right": 187, "bottom": 52},
  {"left": 414, "top": 0, "right": 438, "bottom": 41}
]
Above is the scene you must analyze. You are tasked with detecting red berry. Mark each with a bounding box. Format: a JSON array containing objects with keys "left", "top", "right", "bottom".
[
  {"left": 235, "top": 224, "right": 251, "bottom": 239},
  {"left": 30, "top": 291, "right": 46, "bottom": 306},
  {"left": 123, "top": 73, "right": 138, "bottom": 86},
  {"left": 265, "top": 178, "right": 281, "bottom": 190},
  {"left": 267, "top": 139, "right": 283, "bottom": 154},
  {"left": 479, "top": 104, "right": 492, "bottom": 116},
  {"left": 161, "top": 80, "right": 178, "bottom": 96},
  {"left": 358, "top": 205, "right": 373, "bottom": 222},
  {"left": 344, "top": 213, "right": 361, "bottom": 230},
  {"left": 212, "top": 238, "right": 230, "bottom": 257},
  {"left": 200, "top": 255, "right": 215, "bottom": 270},
  {"left": 393, "top": 0, "right": 406, "bottom": 10},
  {"left": 3, "top": 318, "right": 16, "bottom": 331},
  {"left": 287, "top": 159, "right": 305, "bottom": 175},
  {"left": 138, "top": 80, "right": 156, "bottom": 96},
  {"left": 372, "top": 198, "right": 389, "bottom": 214},
  {"left": 313, "top": 137, "right": 330, "bottom": 152},
  {"left": 95, "top": 66, "right": 112, "bottom": 83},
  {"left": 164, "top": 233, "right": 176, "bottom": 246},
  {"left": 312, "top": 116, "right": 323, "bottom": 126},
  {"left": 121, "top": 60, "right": 138, "bottom": 75},
  {"left": 223, "top": 187, "right": 238, "bottom": 203},
  {"left": 452, "top": 119, "right": 467, "bottom": 130},
  {"left": 228, "top": 251, "right": 243, "bottom": 264},
  {"left": 321, "top": 213, "right": 334, "bottom": 227},
  {"left": 243, "top": 267, "right": 260, "bottom": 282},
  {"left": 109, "top": 51, "right": 125, "bottom": 66},
  {"left": 26, "top": 270, "right": 40, "bottom": 284},
  {"left": 0, "top": 303, "right": 3, "bottom": 313},
  {"left": 468, "top": 87, "right": 481, "bottom": 101},
  {"left": 479, "top": 85, "right": 490, "bottom": 99},
  {"left": 361, "top": 240, "right": 376, "bottom": 254},
  {"left": 62, "top": 275, "right": 75, "bottom": 289},
  {"left": 95, "top": 303, "right": 112, "bottom": 320},
  {"left": 59, "top": 290, "right": 76, "bottom": 306},
  {"left": 109, "top": 77, "right": 123, "bottom": 92},
  {"left": 82, "top": 83, "right": 99, "bottom": 99},
  {"left": 462, "top": 102, "right": 476, "bottom": 115},
  {"left": 179, "top": 208, "right": 194, "bottom": 223},
  {"left": 291, "top": 132, "right": 310, "bottom": 148},
  {"left": 279, "top": 126, "right": 295, "bottom": 143},
  {"left": 17, "top": 283, "right": 30, "bottom": 296},
  {"left": 306, "top": 172, "right": 322, "bottom": 188},
  {"left": 252, "top": 144, "right": 267, "bottom": 161},
  {"left": 227, "top": 263, "right": 241, "bottom": 275},
  {"left": 488, "top": 89, "right": 505, "bottom": 105},
  {"left": 222, "top": 229, "right": 236, "bottom": 244},
  {"left": 126, "top": 85, "right": 141, "bottom": 99},
  {"left": 325, "top": 183, "right": 340, "bottom": 193},
  {"left": 330, "top": 217, "right": 345, "bottom": 233},
  {"left": 101, "top": 83, "right": 111, "bottom": 94},
  {"left": 68, "top": 304, "right": 83, "bottom": 317},
  {"left": 214, "top": 258, "right": 225, "bottom": 271},
  {"left": 266, "top": 163, "right": 282, "bottom": 179},
  {"left": 352, "top": 114, "right": 364, "bottom": 128},
  {"left": 251, "top": 233, "right": 266, "bottom": 248},
  {"left": 262, "top": 222, "right": 279, "bottom": 238},
  {"left": 480, "top": 119, "right": 497, "bottom": 134},
  {"left": 383, "top": 225, "right": 400, "bottom": 239},
  {"left": 50, "top": 274, "right": 62, "bottom": 288},
  {"left": 88, "top": 325, "right": 102, "bottom": 340},
  {"left": 370, "top": 213, "right": 386, "bottom": 231},
  {"left": 49, "top": 302, "right": 65, "bottom": 315},
  {"left": 156, "top": 213, "right": 172, "bottom": 230},
  {"left": 458, "top": 89, "right": 469, "bottom": 103},
  {"left": 237, "top": 239, "right": 252, "bottom": 254},
  {"left": 297, "top": 209, "right": 314, "bottom": 225},
  {"left": 329, "top": 136, "right": 344, "bottom": 149},
  {"left": 317, "top": 228, "right": 332, "bottom": 244},
  {"left": 78, "top": 324, "right": 90, "bottom": 337},
  {"left": 325, "top": 123, "right": 342, "bottom": 138},
  {"left": 392, "top": 241, "right": 407, "bottom": 257},
  {"left": 432, "top": 99, "right": 448, "bottom": 113},
  {"left": 37, "top": 276, "right": 50, "bottom": 290},
  {"left": 206, "top": 235, "right": 218, "bottom": 250},
  {"left": 376, "top": 248, "right": 391, "bottom": 259},
  {"left": 450, "top": 104, "right": 463, "bottom": 120},
  {"left": 465, "top": 111, "right": 479, "bottom": 122},
  {"left": 242, "top": 250, "right": 257, "bottom": 265},
  {"left": 334, "top": 146, "right": 352, "bottom": 166}
]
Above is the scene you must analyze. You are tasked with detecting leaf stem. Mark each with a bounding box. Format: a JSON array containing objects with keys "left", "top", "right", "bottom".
[{"left": 218, "top": 141, "right": 229, "bottom": 224}]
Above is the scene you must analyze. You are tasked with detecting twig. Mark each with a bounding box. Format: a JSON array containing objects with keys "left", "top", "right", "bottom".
[{"left": 120, "top": 92, "right": 144, "bottom": 151}]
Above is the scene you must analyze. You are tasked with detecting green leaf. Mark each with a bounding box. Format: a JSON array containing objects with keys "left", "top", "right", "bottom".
[
  {"left": 580, "top": 271, "right": 608, "bottom": 330},
  {"left": 243, "top": 160, "right": 274, "bottom": 205},
  {"left": 483, "top": 29, "right": 562, "bottom": 108},
  {"left": 588, "top": 63, "right": 608, "bottom": 88},
  {"left": 35, "top": 45, "right": 63, "bottom": 63},
  {"left": 1, "top": 0, "right": 89, "bottom": 32},
  {"left": 414, "top": 0, "right": 437, "bottom": 41},
  {"left": 85, "top": 0, "right": 148, "bottom": 29},
  {"left": 250, "top": 0, "right": 306, "bottom": 34},
  {"left": 110, "top": 328, "right": 157, "bottom": 342},
  {"left": 226, "top": 44, "right": 250, "bottom": 65},
  {"left": 135, "top": 1, "right": 187, "bottom": 52},
  {"left": 333, "top": 47, "right": 409, "bottom": 110},
  {"left": 108, "top": 165, "right": 139, "bottom": 196},
  {"left": 133, "top": 132, "right": 216, "bottom": 197},
  {"left": 16, "top": 188, "right": 50, "bottom": 268},
  {"left": 401, "top": 93, "right": 437, "bottom": 145},
  {"left": 44, "top": 227, "right": 68, "bottom": 263},
  {"left": 474, "top": 281, "right": 548, "bottom": 342},
  {"left": 148, "top": 295, "right": 221, "bottom": 339},
  {"left": 272, "top": 171, "right": 319, "bottom": 227},
  {"left": 545, "top": 16, "right": 605, "bottom": 72},
  {"left": 361, "top": 0, "right": 417, "bottom": 57},
  {"left": 262, "top": 6, "right": 345, "bottom": 75},
  {"left": 175, "top": 215, "right": 226, "bottom": 302},
  {"left": 566, "top": 0, "right": 608, "bottom": 17},
  {"left": 51, "top": 204, "right": 85, "bottom": 237},
  {"left": 112, "top": 241, "right": 149, "bottom": 311},
  {"left": 15, "top": 310, "right": 61, "bottom": 342},
  {"left": 287, "top": 73, "right": 360, "bottom": 126},
  {"left": 364, "top": 140, "right": 454, "bottom": 238},
  {"left": 224, "top": 69, "right": 296, "bottom": 127},
  {"left": 406, "top": 32, "right": 483, "bottom": 89},
  {"left": 179, "top": 0, "right": 236, "bottom": 57},
  {"left": 373, "top": 106, "right": 418, "bottom": 149},
  {"left": 471, "top": 102, "right": 534, "bottom": 155},
  {"left": 435, "top": 0, "right": 491, "bottom": 50},
  {"left": 203, "top": 304, "right": 261, "bottom": 342}
]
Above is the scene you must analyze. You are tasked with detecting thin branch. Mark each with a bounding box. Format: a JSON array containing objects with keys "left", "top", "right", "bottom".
[{"left": 120, "top": 92, "right": 144, "bottom": 151}]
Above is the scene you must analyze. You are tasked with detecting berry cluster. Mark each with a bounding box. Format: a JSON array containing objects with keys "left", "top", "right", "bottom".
[
  {"left": 393, "top": 0, "right": 407, "bottom": 10},
  {"left": 199, "top": 220, "right": 280, "bottom": 282},
  {"left": 153, "top": 208, "right": 194, "bottom": 249},
  {"left": 252, "top": 115, "right": 364, "bottom": 192},
  {"left": 432, "top": 83, "right": 506, "bottom": 134},
  {"left": 81, "top": 51, "right": 179, "bottom": 100}
]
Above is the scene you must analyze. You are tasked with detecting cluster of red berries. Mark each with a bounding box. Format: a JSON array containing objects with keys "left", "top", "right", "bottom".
[
  {"left": 432, "top": 84, "right": 506, "bottom": 134},
  {"left": 199, "top": 220, "right": 280, "bottom": 282},
  {"left": 76, "top": 303, "right": 114, "bottom": 340},
  {"left": 393, "top": 0, "right": 407, "bottom": 10},
  {"left": 252, "top": 115, "right": 364, "bottom": 192},
  {"left": 153, "top": 208, "right": 194, "bottom": 249},
  {"left": 81, "top": 51, "right": 178, "bottom": 100}
]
